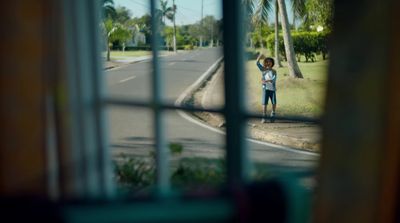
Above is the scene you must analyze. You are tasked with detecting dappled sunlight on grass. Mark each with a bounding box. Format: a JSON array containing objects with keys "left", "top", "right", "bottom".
[{"left": 246, "top": 59, "right": 328, "bottom": 118}]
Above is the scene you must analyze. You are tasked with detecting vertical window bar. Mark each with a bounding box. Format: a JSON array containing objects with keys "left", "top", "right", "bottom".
[
  {"left": 71, "top": 0, "right": 101, "bottom": 198},
  {"left": 61, "top": 0, "right": 85, "bottom": 198},
  {"left": 150, "top": 0, "right": 170, "bottom": 196},
  {"left": 222, "top": 0, "right": 249, "bottom": 187},
  {"left": 87, "top": 0, "right": 115, "bottom": 198},
  {"left": 61, "top": 0, "right": 111, "bottom": 199}
]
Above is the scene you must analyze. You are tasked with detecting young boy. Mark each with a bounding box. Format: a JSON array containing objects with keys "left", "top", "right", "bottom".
[{"left": 256, "top": 54, "right": 277, "bottom": 123}]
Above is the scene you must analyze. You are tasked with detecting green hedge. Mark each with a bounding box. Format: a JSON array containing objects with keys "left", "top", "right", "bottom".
[
  {"left": 266, "top": 31, "right": 329, "bottom": 62},
  {"left": 112, "top": 45, "right": 189, "bottom": 51}
]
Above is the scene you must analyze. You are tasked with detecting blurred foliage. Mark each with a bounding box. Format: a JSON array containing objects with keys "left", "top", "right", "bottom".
[{"left": 267, "top": 31, "right": 330, "bottom": 62}]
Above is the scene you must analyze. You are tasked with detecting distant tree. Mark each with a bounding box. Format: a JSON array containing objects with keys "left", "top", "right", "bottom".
[
  {"left": 200, "top": 16, "right": 219, "bottom": 47},
  {"left": 102, "top": 0, "right": 116, "bottom": 19},
  {"left": 304, "top": 0, "right": 334, "bottom": 31},
  {"left": 131, "top": 14, "right": 152, "bottom": 43},
  {"left": 114, "top": 6, "right": 132, "bottom": 25},
  {"left": 103, "top": 19, "right": 133, "bottom": 61},
  {"left": 188, "top": 22, "right": 202, "bottom": 46},
  {"left": 159, "top": 0, "right": 177, "bottom": 52}
]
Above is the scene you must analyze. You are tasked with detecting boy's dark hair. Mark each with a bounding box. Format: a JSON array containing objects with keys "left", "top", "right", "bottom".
[{"left": 264, "top": 57, "right": 275, "bottom": 67}]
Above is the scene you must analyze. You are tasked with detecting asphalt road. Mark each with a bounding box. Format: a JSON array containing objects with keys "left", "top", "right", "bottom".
[{"left": 105, "top": 47, "right": 319, "bottom": 171}]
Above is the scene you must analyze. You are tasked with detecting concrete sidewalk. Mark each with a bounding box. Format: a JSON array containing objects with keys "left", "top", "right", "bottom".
[
  {"left": 194, "top": 64, "right": 322, "bottom": 152},
  {"left": 103, "top": 51, "right": 187, "bottom": 70},
  {"left": 103, "top": 55, "right": 152, "bottom": 70}
]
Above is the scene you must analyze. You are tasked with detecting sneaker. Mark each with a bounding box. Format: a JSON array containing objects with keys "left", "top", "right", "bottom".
[
  {"left": 270, "top": 112, "right": 276, "bottom": 123},
  {"left": 261, "top": 118, "right": 266, "bottom": 123}
]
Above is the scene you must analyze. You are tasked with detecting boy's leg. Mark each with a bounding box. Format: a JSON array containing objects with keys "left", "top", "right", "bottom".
[
  {"left": 271, "top": 104, "right": 276, "bottom": 123},
  {"left": 270, "top": 91, "right": 277, "bottom": 123},
  {"left": 261, "top": 105, "right": 267, "bottom": 123},
  {"left": 261, "top": 90, "right": 267, "bottom": 123}
]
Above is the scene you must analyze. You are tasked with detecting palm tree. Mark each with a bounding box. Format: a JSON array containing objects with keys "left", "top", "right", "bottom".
[
  {"left": 250, "top": 0, "right": 304, "bottom": 77},
  {"left": 171, "top": 0, "right": 177, "bottom": 52},
  {"left": 291, "top": 0, "right": 307, "bottom": 30},
  {"left": 160, "top": 0, "right": 177, "bottom": 52},
  {"left": 250, "top": 0, "right": 283, "bottom": 67},
  {"left": 250, "top": 1, "right": 269, "bottom": 50},
  {"left": 102, "top": 0, "right": 116, "bottom": 61},
  {"left": 102, "top": 0, "right": 116, "bottom": 19},
  {"left": 273, "top": 0, "right": 283, "bottom": 67},
  {"left": 277, "top": 0, "right": 303, "bottom": 78},
  {"left": 103, "top": 19, "right": 133, "bottom": 61}
]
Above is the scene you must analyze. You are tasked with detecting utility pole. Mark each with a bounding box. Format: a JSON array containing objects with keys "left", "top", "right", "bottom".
[
  {"left": 200, "top": 0, "right": 203, "bottom": 47},
  {"left": 210, "top": 22, "right": 213, "bottom": 47}
]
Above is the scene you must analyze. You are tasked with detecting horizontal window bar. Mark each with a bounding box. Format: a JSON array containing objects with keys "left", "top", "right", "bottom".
[
  {"left": 243, "top": 113, "right": 321, "bottom": 124},
  {"left": 63, "top": 199, "right": 233, "bottom": 223},
  {"left": 103, "top": 98, "right": 320, "bottom": 124},
  {"left": 102, "top": 98, "right": 224, "bottom": 114}
]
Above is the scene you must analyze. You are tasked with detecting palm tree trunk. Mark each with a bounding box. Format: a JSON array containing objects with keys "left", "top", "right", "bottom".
[
  {"left": 172, "top": 0, "right": 177, "bottom": 53},
  {"left": 106, "top": 36, "right": 111, "bottom": 61},
  {"left": 292, "top": 8, "right": 296, "bottom": 30},
  {"left": 277, "top": 0, "right": 303, "bottom": 78},
  {"left": 274, "top": 0, "right": 283, "bottom": 67},
  {"left": 259, "top": 32, "right": 264, "bottom": 49},
  {"left": 173, "top": 22, "right": 177, "bottom": 52}
]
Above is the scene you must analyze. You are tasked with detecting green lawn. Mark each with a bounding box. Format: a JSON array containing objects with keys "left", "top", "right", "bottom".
[
  {"left": 101, "top": 50, "right": 151, "bottom": 60},
  {"left": 246, "top": 58, "right": 329, "bottom": 118},
  {"left": 102, "top": 50, "right": 177, "bottom": 60}
]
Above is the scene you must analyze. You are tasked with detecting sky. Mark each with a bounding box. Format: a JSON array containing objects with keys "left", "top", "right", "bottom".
[
  {"left": 114, "top": 0, "right": 222, "bottom": 25},
  {"left": 113, "top": 0, "right": 294, "bottom": 26}
]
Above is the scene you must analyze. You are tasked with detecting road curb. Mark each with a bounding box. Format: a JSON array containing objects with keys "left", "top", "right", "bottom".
[
  {"left": 181, "top": 59, "right": 320, "bottom": 153},
  {"left": 174, "top": 57, "right": 224, "bottom": 106}
]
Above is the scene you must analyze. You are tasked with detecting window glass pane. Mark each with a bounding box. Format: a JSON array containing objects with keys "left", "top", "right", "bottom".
[
  {"left": 159, "top": 0, "right": 224, "bottom": 108},
  {"left": 242, "top": 1, "right": 328, "bottom": 155},
  {"left": 161, "top": 48, "right": 224, "bottom": 107},
  {"left": 108, "top": 106, "right": 156, "bottom": 193},
  {"left": 164, "top": 110, "right": 226, "bottom": 191},
  {"left": 102, "top": 0, "right": 152, "bottom": 101},
  {"left": 245, "top": 123, "right": 319, "bottom": 181}
]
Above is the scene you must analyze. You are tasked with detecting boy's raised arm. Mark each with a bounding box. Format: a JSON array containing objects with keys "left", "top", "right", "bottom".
[
  {"left": 256, "top": 53, "right": 264, "bottom": 62},
  {"left": 256, "top": 53, "right": 264, "bottom": 71}
]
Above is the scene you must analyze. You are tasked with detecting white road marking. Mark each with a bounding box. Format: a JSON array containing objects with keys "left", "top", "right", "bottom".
[
  {"left": 168, "top": 62, "right": 176, "bottom": 66},
  {"left": 176, "top": 110, "right": 319, "bottom": 157},
  {"left": 118, "top": 75, "right": 136, "bottom": 83}
]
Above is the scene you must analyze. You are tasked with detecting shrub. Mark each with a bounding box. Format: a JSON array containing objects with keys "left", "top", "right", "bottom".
[
  {"left": 266, "top": 31, "right": 330, "bottom": 62},
  {"left": 113, "top": 143, "right": 226, "bottom": 191},
  {"left": 123, "top": 45, "right": 152, "bottom": 51},
  {"left": 184, "top": 44, "right": 194, "bottom": 50}
]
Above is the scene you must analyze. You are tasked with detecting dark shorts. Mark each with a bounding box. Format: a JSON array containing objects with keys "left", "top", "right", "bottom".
[{"left": 262, "top": 89, "right": 276, "bottom": 105}]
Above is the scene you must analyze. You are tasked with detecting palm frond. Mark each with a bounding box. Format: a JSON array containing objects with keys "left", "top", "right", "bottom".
[
  {"left": 102, "top": 0, "right": 116, "bottom": 19},
  {"left": 242, "top": 0, "right": 256, "bottom": 18},
  {"left": 248, "top": 0, "right": 273, "bottom": 24},
  {"left": 259, "top": 0, "right": 273, "bottom": 23},
  {"left": 291, "top": 0, "right": 307, "bottom": 19}
]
